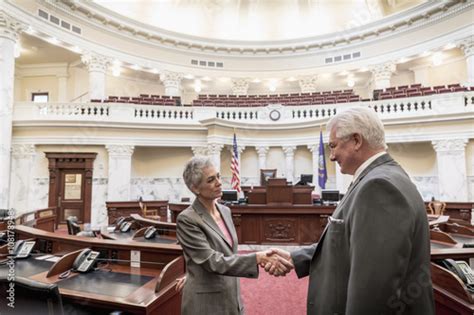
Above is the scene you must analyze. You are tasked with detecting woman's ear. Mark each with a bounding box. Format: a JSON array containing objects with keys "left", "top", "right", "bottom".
[{"left": 190, "top": 185, "right": 200, "bottom": 196}]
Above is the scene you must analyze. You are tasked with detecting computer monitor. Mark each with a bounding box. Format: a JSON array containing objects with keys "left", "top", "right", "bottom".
[
  {"left": 221, "top": 190, "right": 238, "bottom": 203},
  {"left": 321, "top": 190, "right": 340, "bottom": 202},
  {"left": 296, "top": 174, "right": 313, "bottom": 186}
]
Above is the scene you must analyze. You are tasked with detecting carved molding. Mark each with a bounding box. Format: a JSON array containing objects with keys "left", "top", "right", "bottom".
[
  {"left": 256, "top": 146, "right": 269, "bottom": 156},
  {"left": 0, "top": 10, "right": 25, "bottom": 42},
  {"left": 207, "top": 143, "right": 224, "bottom": 155},
  {"left": 191, "top": 146, "right": 208, "bottom": 156},
  {"left": 370, "top": 62, "right": 396, "bottom": 81},
  {"left": 160, "top": 71, "right": 183, "bottom": 89},
  {"left": 282, "top": 145, "right": 297, "bottom": 156},
  {"left": 458, "top": 37, "right": 474, "bottom": 57},
  {"left": 298, "top": 76, "right": 318, "bottom": 93},
  {"left": 106, "top": 144, "right": 135, "bottom": 157},
  {"left": 432, "top": 139, "right": 468, "bottom": 152},
  {"left": 11, "top": 144, "right": 36, "bottom": 158},
  {"left": 81, "top": 52, "right": 111, "bottom": 72},
  {"left": 231, "top": 78, "right": 249, "bottom": 95}
]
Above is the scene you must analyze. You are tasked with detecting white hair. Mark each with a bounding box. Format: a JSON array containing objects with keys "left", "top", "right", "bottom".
[
  {"left": 327, "top": 107, "right": 387, "bottom": 150},
  {"left": 183, "top": 156, "right": 214, "bottom": 193}
]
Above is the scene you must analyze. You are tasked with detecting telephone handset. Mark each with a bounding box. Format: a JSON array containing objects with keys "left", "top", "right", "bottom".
[
  {"left": 12, "top": 240, "right": 36, "bottom": 259},
  {"left": 439, "top": 259, "right": 474, "bottom": 285},
  {"left": 120, "top": 221, "right": 132, "bottom": 233},
  {"left": 144, "top": 226, "right": 157, "bottom": 239},
  {"left": 72, "top": 248, "right": 99, "bottom": 273},
  {"left": 115, "top": 216, "right": 126, "bottom": 227}
]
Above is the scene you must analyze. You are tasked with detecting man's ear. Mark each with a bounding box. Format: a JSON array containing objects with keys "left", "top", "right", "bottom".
[{"left": 353, "top": 133, "right": 363, "bottom": 151}]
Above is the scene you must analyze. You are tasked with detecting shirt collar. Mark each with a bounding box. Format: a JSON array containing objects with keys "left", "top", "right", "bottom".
[{"left": 353, "top": 151, "right": 387, "bottom": 182}]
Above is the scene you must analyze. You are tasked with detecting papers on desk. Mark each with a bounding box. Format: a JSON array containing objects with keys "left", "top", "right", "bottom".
[
  {"left": 35, "top": 255, "right": 61, "bottom": 262},
  {"left": 428, "top": 215, "right": 450, "bottom": 226},
  {"left": 107, "top": 226, "right": 116, "bottom": 233}
]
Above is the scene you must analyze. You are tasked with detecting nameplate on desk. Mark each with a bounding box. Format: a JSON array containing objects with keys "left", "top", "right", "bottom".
[{"left": 131, "top": 250, "right": 140, "bottom": 268}]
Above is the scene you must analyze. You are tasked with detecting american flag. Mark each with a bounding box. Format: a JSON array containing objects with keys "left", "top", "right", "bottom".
[{"left": 230, "top": 133, "right": 241, "bottom": 193}]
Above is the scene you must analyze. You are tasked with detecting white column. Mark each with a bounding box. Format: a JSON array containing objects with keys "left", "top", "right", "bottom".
[
  {"left": 308, "top": 145, "right": 320, "bottom": 192},
  {"left": 160, "top": 71, "right": 183, "bottom": 97},
  {"left": 335, "top": 163, "right": 352, "bottom": 194},
  {"left": 298, "top": 75, "right": 318, "bottom": 93},
  {"left": 106, "top": 145, "right": 134, "bottom": 201},
  {"left": 81, "top": 53, "right": 110, "bottom": 100},
  {"left": 256, "top": 146, "right": 269, "bottom": 172},
  {"left": 0, "top": 11, "right": 24, "bottom": 209},
  {"left": 459, "top": 38, "right": 474, "bottom": 87},
  {"left": 191, "top": 146, "right": 208, "bottom": 157},
  {"left": 370, "top": 62, "right": 395, "bottom": 90},
  {"left": 432, "top": 139, "right": 468, "bottom": 201},
  {"left": 207, "top": 143, "right": 223, "bottom": 172},
  {"left": 231, "top": 78, "right": 249, "bottom": 95},
  {"left": 9, "top": 144, "right": 36, "bottom": 214},
  {"left": 57, "top": 74, "right": 68, "bottom": 102},
  {"left": 282, "top": 145, "right": 296, "bottom": 184}
]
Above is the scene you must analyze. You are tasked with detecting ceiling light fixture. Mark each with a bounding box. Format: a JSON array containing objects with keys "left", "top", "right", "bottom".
[
  {"left": 432, "top": 52, "right": 443, "bottom": 66},
  {"left": 202, "top": 76, "right": 212, "bottom": 81},
  {"left": 150, "top": 68, "right": 159, "bottom": 74},
  {"left": 112, "top": 66, "right": 121, "bottom": 77},
  {"left": 184, "top": 74, "right": 194, "bottom": 79},
  {"left": 47, "top": 37, "right": 60, "bottom": 45},
  {"left": 443, "top": 43, "right": 456, "bottom": 50},
  {"left": 14, "top": 41, "right": 21, "bottom": 58},
  {"left": 194, "top": 79, "right": 202, "bottom": 93},
  {"left": 252, "top": 78, "right": 261, "bottom": 83},
  {"left": 130, "top": 64, "right": 141, "bottom": 70}
]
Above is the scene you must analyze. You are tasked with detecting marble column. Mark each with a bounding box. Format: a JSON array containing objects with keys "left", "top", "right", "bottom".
[
  {"left": 370, "top": 62, "right": 395, "bottom": 90},
  {"left": 256, "top": 146, "right": 269, "bottom": 172},
  {"left": 207, "top": 143, "right": 223, "bottom": 172},
  {"left": 459, "top": 38, "right": 474, "bottom": 87},
  {"left": 298, "top": 75, "right": 318, "bottom": 93},
  {"left": 335, "top": 163, "right": 352, "bottom": 194},
  {"left": 231, "top": 78, "right": 249, "bottom": 95},
  {"left": 9, "top": 144, "right": 36, "bottom": 214},
  {"left": 81, "top": 53, "right": 110, "bottom": 100},
  {"left": 282, "top": 145, "right": 296, "bottom": 184},
  {"left": 432, "top": 139, "right": 468, "bottom": 201},
  {"left": 57, "top": 73, "right": 68, "bottom": 102},
  {"left": 0, "top": 11, "right": 24, "bottom": 209},
  {"left": 308, "top": 144, "right": 320, "bottom": 192},
  {"left": 160, "top": 71, "right": 183, "bottom": 97},
  {"left": 106, "top": 145, "right": 134, "bottom": 201}
]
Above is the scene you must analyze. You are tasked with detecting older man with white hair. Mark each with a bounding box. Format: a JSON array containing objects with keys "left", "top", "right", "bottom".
[{"left": 267, "top": 107, "right": 435, "bottom": 314}]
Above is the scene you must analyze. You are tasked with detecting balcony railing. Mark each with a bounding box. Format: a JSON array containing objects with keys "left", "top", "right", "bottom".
[{"left": 13, "top": 92, "right": 473, "bottom": 127}]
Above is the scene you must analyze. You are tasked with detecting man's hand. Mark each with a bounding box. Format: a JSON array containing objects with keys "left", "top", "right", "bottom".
[{"left": 256, "top": 248, "right": 294, "bottom": 277}]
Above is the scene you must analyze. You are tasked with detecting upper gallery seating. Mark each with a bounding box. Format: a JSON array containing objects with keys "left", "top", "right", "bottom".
[
  {"left": 374, "top": 83, "right": 469, "bottom": 100},
  {"left": 192, "top": 89, "right": 365, "bottom": 107},
  {"left": 91, "top": 94, "right": 181, "bottom": 106}
]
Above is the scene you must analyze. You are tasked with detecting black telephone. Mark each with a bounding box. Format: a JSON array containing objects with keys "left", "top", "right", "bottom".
[
  {"left": 438, "top": 259, "right": 474, "bottom": 289},
  {"left": 72, "top": 248, "right": 99, "bottom": 273},
  {"left": 12, "top": 240, "right": 36, "bottom": 259},
  {"left": 115, "top": 216, "right": 126, "bottom": 227},
  {"left": 144, "top": 226, "right": 157, "bottom": 239},
  {"left": 120, "top": 221, "right": 132, "bottom": 233}
]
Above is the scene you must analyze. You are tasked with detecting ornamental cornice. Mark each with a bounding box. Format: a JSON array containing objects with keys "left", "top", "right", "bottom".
[
  {"left": 38, "top": 0, "right": 470, "bottom": 57},
  {"left": 105, "top": 144, "right": 134, "bottom": 157},
  {"left": 432, "top": 139, "right": 468, "bottom": 152},
  {"left": 11, "top": 144, "right": 36, "bottom": 158},
  {"left": 0, "top": 10, "right": 25, "bottom": 41},
  {"left": 81, "top": 53, "right": 111, "bottom": 72}
]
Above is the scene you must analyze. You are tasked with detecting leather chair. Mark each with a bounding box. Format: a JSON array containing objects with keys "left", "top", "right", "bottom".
[
  {"left": 0, "top": 276, "right": 64, "bottom": 315},
  {"left": 428, "top": 200, "right": 446, "bottom": 215},
  {"left": 66, "top": 216, "right": 96, "bottom": 237}
]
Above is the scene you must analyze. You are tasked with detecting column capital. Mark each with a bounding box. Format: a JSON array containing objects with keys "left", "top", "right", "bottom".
[
  {"left": 231, "top": 78, "right": 249, "bottom": 95},
  {"left": 298, "top": 75, "right": 318, "bottom": 93},
  {"left": 0, "top": 10, "right": 26, "bottom": 42},
  {"left": 307, "top": 144, "right": 319, "bottom": 153},
  {"left": 458, "top": 37, "right": 474, "bottom": 58},
  {"left": 160, "top": 71, "right": 183, "bottom": 86},
  {"left": 207, "top": 143, "right": 224, "bottom": 155},
  {"left": 191, "top": 146, "right": 208, "bottom": 156},
  {"left": 370, "top": 62, "right": 396, "bottom": 78},
  {"left": 106, "top": 144, "right": 134, "bottom": 157},
  {"left": 11, "top": 144, "right": 35, "bottom": 158},
  {"left": 256, "top": 146, "right": 269, "bottom": 156},
  {"left": 81, "top": 53, "right": 111, "bottom": 73},
  {"left": 432, "top": 139, "right": 468, "bottom": 152},
  {"left": 282, "top": 145, "right": 297, "bottom": 156}
]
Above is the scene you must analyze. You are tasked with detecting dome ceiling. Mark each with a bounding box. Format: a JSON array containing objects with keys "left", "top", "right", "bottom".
[{"left": 93, "top": 0, "right": 425, "bottom": 42}]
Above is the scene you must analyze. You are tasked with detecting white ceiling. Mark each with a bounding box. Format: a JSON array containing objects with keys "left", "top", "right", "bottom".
[{"left": 93, "top": 0, "right": 425, "bottom": 41}]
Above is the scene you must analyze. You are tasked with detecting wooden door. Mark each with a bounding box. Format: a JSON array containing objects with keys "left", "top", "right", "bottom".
[{"left": 59, "top": 170, "right": 86, "bottom": 223}]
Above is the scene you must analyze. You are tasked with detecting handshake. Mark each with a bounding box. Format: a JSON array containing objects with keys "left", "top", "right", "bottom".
[{"left": 256, "top": 248, "right": 293, "bottom": 277}]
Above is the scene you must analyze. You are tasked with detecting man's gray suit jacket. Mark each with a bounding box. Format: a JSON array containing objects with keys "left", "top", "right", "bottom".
[
  {"left": 177, "top": 199, "right": 258, "bottom": 315},
  {"left": 291, "top": 154, "right": 435, "bottom": 315}
]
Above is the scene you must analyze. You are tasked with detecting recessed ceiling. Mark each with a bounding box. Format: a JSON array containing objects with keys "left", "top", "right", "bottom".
[{"left": 93, "top": 0, "right": 426, "bottom": 42}]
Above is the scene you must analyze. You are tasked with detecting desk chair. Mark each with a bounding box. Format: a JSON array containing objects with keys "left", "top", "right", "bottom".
[
  {"left": 138, "top": 199, "right": 161, "bottom": 221},
  {"left": 428, "top": 200, "right": 446, "bottom": 216},
  {"left": 0, "top": 276, "right": 64, "bottom": 315},
  {"left": 66, "top": 216, "right": 96, "bottom": 237}
]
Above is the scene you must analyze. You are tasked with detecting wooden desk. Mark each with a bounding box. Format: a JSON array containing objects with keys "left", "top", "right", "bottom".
[
  {"left": 7, "top": 225, "right": 183, "bottom": 314},
  {"left": 106, "top": 200, "right": 168, "bottom": 224},
  {"left": 425, "top": 202, "right": 473, "bottom": 223}
]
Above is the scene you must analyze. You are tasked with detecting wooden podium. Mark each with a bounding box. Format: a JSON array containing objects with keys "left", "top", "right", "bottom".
[{"left": 246, "top": 178, "right": 313, "bottom": 205}]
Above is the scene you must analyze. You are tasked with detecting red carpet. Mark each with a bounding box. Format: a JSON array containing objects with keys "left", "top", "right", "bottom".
[{"left": 240, "top": 266, "right": 308, "bottom": 315}]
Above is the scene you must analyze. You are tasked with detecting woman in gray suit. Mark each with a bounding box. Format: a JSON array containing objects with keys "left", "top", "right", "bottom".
[{"left": 176, "top": 156, "right": 292, "bottom": 315}]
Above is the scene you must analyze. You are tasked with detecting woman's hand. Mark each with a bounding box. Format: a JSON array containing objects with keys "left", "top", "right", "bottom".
[
  {"left": 256, "top": 250, "right": 294, "bottom": 276},
  {"left": 176, "top": 276, "right": 186, "bottom": 292}
]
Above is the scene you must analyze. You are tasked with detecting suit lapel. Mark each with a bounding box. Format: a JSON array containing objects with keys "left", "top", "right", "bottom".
[
  {"left": 192, "top": 199, "right": 233, "bottom": 249},
  {"left": 313, "top": 154, "right": 394, "bottom": 258}
]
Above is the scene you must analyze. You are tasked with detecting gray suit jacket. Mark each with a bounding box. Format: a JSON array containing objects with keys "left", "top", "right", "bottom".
[
  {"left": 292, "top": 154, "right": 435, "bottom": 315},
  {"left": 177, "top": 199, "right": 258, "bottom": 315}
]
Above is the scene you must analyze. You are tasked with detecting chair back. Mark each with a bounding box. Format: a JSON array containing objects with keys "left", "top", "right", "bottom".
[
  {"left": 0, "top": 276, "right": 64, "bottom": 315},
  {"left": 428, "top": 200, "right": 446, "bottom": 215},
  {"left": 66, "top": 216, "right": 81, "bottom": 235}
]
